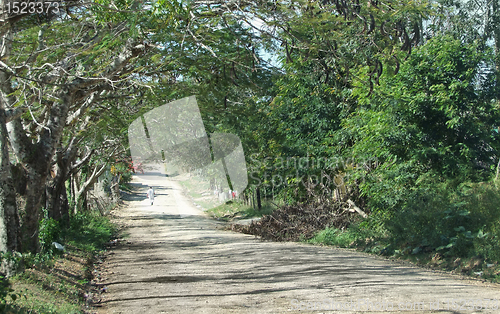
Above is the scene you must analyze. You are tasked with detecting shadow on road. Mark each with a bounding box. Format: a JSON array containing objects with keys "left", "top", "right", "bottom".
[{"left": 98, "top": 177, "right": 500, "bottom": 314}]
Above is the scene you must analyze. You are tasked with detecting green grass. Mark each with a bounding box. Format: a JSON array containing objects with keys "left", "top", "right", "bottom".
[
  {"left": 309, "top": 224, "right": 500, "bottom": 282},
  {"left": 309, "top": 227, "right": 359, "bottom": 247},
  {"left": 3, "top": 210, "right": 117, "bottom": 313},
  {"left": 308, "top": 223, "right": 387, "bottom": 251},
  {"left": 8, "top": 272, "right": 83, "bottom": 314},
  {"left": 308, "top": 196, "right": 500, "bottom": 284},
  {"left": 63, "top": 212, "right": 117, "bottom": 252}
]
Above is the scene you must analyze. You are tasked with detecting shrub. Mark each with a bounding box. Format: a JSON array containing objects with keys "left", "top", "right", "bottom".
[
  {"left": 385, "top": 181, "right": 500, "bottom": 260},
  {"left": 0, "top": 253, "right": 22, "bottom": 311},
  {"left": 39, "top": 208, "right": 62, "bottom": 254},
  {"left": 64, "top": 212, "right": 116, "bottom": 252}
]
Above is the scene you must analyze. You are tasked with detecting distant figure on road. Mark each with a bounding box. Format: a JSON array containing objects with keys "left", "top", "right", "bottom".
[{"left": 147, "top": 187, "right": 155, "bottom": 205}]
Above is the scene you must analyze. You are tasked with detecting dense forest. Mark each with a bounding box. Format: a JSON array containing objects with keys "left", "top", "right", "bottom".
[{"left": 1, "top": 0, "right": 499, "bottom": 283}]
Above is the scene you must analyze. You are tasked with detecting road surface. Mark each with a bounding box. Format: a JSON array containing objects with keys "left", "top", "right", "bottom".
[{"left": 96, "top": 171, "right": 500, "bottom": 313}]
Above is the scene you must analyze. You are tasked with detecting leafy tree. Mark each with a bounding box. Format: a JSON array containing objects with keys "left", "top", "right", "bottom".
[
  {"left": 339, "top": 35, "right": 500, "bottom": 211},
  {"left": 229, "top": 0, "right": 433, "bottom": 203},
  {"left": 0, "top": 0, "right": 180, "bottom": 253}
]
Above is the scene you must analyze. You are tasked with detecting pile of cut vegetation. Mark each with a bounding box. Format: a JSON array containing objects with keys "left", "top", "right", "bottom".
[{"left": 232, "top": 199, "right": 366, "bottom": 241}]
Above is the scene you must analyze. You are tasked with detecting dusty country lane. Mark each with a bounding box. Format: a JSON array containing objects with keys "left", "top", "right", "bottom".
[{"left": 95, "top": 171, "right": 500, "bottom": 314}]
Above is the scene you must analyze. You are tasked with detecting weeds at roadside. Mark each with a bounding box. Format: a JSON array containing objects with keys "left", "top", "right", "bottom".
[
  {"left": 306, "top": 181, "right": 500, "bottom": 284},
  {"left": 3, "top": 211, "right": 117, "bottom": 313}
]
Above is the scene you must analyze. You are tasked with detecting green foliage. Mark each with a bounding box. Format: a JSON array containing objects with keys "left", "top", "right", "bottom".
[
  {"left": 112, "top": 162, "right": 133, "bottom": 184},
  {"left": 239, "top": 0, "right": 432, "bottom": 205},
  {"left": 0, "top": 211, "right": 116, "bottom": 312},
  {"left": 340, "top": 35, "right": 500, "bottom": 212},
  {"left": 309, "top": 223, "right": 384, "bottom": 249},
  {"left": 0, "top": 253, "right": 24, "bottom": 311},
  {"left": 309, "top": 227, "right": 358, "bottom": 248},
  {"left": 64, "top": 212, "right": 116, "bottom": 253},
  {"left": 21, "top": 252, "right": 55, "bottom": 271},
  {"left": 39, "top": 211, "right": 61, "bottom": 255},
  {"left": 0, "top": 254, "right": 24, "bottom": 311},
  {"left": 267, "top": 62, "right": 349, "bottom": 156},
  {"left": 0, "top": 274, "right": 20, "bottom": 312},
  {"left": 21, "top": 211, "right": 115, "bottom": 271},
  {"left": 120, "top": 170, "right": 133, "bottom": 184},
  {"left": 385, "top": 181, "right": 500, "bottom": 259},
  {"left": 246, "top": 59, "right": 356, "bottom": 204},
  {"left": 305, "top": 33, "right": 500, "bottom": 274}
]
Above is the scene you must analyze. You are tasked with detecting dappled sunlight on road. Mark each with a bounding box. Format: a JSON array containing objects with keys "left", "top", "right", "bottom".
[{"left": 97, "top": 173, "right": 500, "bottom": 314}]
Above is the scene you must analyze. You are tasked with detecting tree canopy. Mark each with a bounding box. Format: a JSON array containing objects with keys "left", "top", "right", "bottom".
[{"left": 0, "top": 0, "right": 499, "bottom": 273}]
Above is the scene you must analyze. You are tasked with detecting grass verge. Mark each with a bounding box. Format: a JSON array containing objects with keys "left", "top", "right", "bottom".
[
  {"left": 3, "top": 211, "right": 117, "bottom": 313},
  {"left": 176, "top": 175, "right": 221, "bottom": 210},
  {"left": 304, "top": 181, "right": 500, "bottom": 284},
  {"left": 308, "top": 224, "right": 500, "bottom": 284}
]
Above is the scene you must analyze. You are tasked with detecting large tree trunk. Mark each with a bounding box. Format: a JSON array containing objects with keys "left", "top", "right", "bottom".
[
  {"left": 45, "top": 165, "right": 70, "bottom": 227},
  {"left": 110, "top": 174, "right": 121, "bottom": 203},
  {"left": 0, "top": 109, "right": 21, "bottom": 276},
  {"left": 7, "top": 94, "right": 73, "bottom": 253},
  {"left": 21, "top": 171, "right": 46, "bottom": 253},
  {"left": 45, "top": 139, "right": 83, "bottom": 226},
  {"left": 256, "top": 187, "right": 262, "bottom": 210},
  {"left": 0, "top": 18, "right": 21, "bottom": 265}
]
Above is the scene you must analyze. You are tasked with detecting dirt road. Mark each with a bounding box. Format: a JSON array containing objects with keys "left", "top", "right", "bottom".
[{"left": 96, "top": 172, "right": 500, "bottom": 313}]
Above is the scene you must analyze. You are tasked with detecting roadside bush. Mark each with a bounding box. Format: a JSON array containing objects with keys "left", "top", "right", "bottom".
[
  {"left": 20, "top": 210, "right": 116, "bottom": 271},
  {"left": 0, "top": 253, "right": 23, "bottom": 311},
  {"left": 39, "top": 216, "right": 61, "bottom": 254},
  {"left": 309, "top": 227, "right": 356, "bottom": 247},
  {"left": 309, "top": 225, "right": 375, "bottom": 248},
  {"left": 467, "top": 184, "right": 500, "bottom": 262},
  {"left": 3, "top": 210, "right": 116, "bottom": 313},
  {"left": 116, "top": 163, "right": 133, "bottom": 184},
  {"left": 64, "top": 212, "right": 116, "bottom": 252},
  {"left": 332, "top": 36, "right": 500, "bottom": 260},
  {"left": 385, "top": 181, "right": 500, "bottom": 260}
]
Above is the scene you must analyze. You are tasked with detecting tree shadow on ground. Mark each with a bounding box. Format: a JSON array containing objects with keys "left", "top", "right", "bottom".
[{"left": 98, "top": 211, "right": 500, "bottom": 314}]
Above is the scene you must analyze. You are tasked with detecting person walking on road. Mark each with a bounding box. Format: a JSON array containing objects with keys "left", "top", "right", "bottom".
[{"left": 147, "top": 187, "right": 155, "bottom": 205}]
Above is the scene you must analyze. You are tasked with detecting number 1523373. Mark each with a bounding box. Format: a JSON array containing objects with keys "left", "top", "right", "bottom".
[{"left": 4, "top": 1, "right": 60, "bottom": 14}]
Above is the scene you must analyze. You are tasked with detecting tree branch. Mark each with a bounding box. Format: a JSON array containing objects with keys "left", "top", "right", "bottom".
[
  {"left": 4, "top": 106, "right": 26, "bottom": 123},
  {"left": 77, "top": 163, "right": 107, "bottom": 196}
]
